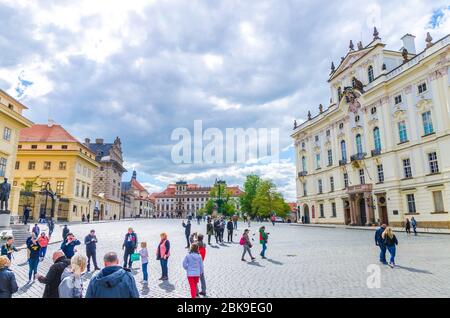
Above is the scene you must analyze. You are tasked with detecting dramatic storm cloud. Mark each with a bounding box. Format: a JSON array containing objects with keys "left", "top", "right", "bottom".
[{"left": 1, "top": 0, "right": 449, "bottom": 200}]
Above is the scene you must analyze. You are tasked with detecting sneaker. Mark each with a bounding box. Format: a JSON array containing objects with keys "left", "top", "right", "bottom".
[
  {"left": 142, "top": 280, "right": 148, "bottom": 284},
  {"left": 199, "top": 292, "right": 206, "bottom": 296},
  {"left": 162, "top": 277, "right": 168, "bottom": 281},
  {"left": 388, "top": 262, "right": 395, "bottom": 268},
  {"left": 94, "top": 267, "right": 101, "bottom": 271},
  {"left": 251, "top": 257, "right": 256, "bottom": 261},
  {"left": 241, "top": 258, "right": 246, "bottom": 261}
]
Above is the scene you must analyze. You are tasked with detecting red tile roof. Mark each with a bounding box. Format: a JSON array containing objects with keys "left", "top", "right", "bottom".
[
  {"left": 19, "top": 124, "right": 79, "bottom": 143},
  {"left": 131, "top": 178, "right": 147, "bottom": 192}
]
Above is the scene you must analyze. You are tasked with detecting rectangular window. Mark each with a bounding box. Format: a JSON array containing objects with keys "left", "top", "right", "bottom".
[
  {"left": 407, "top": 194, "right": 416, "bottom": 213},
  {"left": 428, "top": 152, "right": 439, "bottom": 174},
  {"left": 28, "top": 161, "right": 36, "bottom": 170},
  {"left": 394, "top": 95, "right": 402, "bottom": 105},
  {"left": 303, "top": 182, "right": 307, "bottom": 197},
  {"left": 359, "top": 169, "right": 365, "bottom": 184},
  {"left": 315, "top": 135, "right": 319, "bottom": 142},
  {"left": 320, "top": 204, "right": 324, "bottom": 218},
  {"left": 56, "top": 181, "right": 64, "bottom": 194},
  {"left": 418, "top": 82, "right": 427, "bottom": 94},
  {"left": 43, "top": 161, "right": 51, "bottom": 170},
  {"left": 3, "top": 127, "right": 12, "bottom": 141},
  {"left": 0, "top": 158, "right": 7, "bottom": 177},
  {"left": 31, "top": 145, "right": 37, "bottom": 149},
  {"left": 81, "top": 184, "right": 85, "bottom": 198},
  {"left": 86, "top": 186, "right": 90, "bottom": 198},
  {"left": 422, "top": 111, "right": 434, "bottom": 135},
  {"left": 318, "top": 179, "right": 323, "bottom": 194},
  {"left": 377, "top": 164, "right": 384, "bottom": 183},
  {"left": 432, "top": 191, "right": 444, "bottom": 212},
  {"left": 77, "top": 164, "right": 82, "bottom": 174},
  {"left": 46, "top": 145, "right": 53, "bottom": 149},
  {"left": 343, "top": 173, "right": 349, "bottom": 188},
  {"left": 331, "top": 202, "right": 337, "bottom": 217},
  {"left": 59, "top": 161, "right": 67, "bottom": 170},
  {"left": 398, "top": 121, "right": 408, "bottom": 143},
  {"left": 15, "top": 161, "right": 20, "bottom": 170},
  {"left": 330, "top": 176, "right": 334, "bottom": 192},
  {"left": 403, "top": 158, "right": 412, "bottom": 178},
  {"left": 326, "top": 130, "right": 330, "bottom": 137},
  {"left": 61, "top": 145, "right": 68, "bottom": 150},
  {"left": 316, "top": 154, "right": 321, "bottom": 169},
  {"left": 327, "top": 149, "right": 333, "bottom": 166},
  {"left": 76, "top": 181, "right": 80, "bottom": 197}
]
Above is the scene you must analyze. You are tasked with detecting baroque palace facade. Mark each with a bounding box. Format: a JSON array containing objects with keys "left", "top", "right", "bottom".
[{"left": 292, "top": 29, "right": 450, "bottom": 229}]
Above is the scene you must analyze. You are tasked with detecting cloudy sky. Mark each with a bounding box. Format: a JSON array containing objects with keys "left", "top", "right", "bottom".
[{"left": 1, "top": 0, "right": 449, "bottom": 200}]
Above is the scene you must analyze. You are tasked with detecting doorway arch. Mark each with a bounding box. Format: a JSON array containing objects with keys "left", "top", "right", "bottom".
[{"left": 303, "top": 204, "right": 310, "bottom": 224}]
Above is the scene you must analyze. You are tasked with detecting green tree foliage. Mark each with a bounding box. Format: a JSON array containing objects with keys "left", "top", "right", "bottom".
[
  {"left": 209, "top": 182, "right": 237, "bottom": 217},
  {"left": 239, "top": 175, "right": 261, "bottom": 217},
  {"left": 252, "top": 180, "right": 290, "bottom": 218}
]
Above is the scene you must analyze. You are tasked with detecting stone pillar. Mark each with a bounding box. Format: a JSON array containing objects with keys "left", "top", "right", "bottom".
[
  {"left": 365, "top": 192, "right": 375, "bottom": 225},
  {"left": 9, "top": 186, "right": 21, "bottom": 224},
  {"left": 349, "top": 194, "right": 357, "bottom": 225}
]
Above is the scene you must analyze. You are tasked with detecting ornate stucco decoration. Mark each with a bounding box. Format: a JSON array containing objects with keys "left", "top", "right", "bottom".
[
  {"left": 416, "top": 97, "right": 433, "bottom": 112},
  {"left": 343, "top": 87, "right": 362, "bottom": 114}
]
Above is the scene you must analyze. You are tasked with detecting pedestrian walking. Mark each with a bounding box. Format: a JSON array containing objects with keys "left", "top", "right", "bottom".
[
  {"left": 85, "top": 230, "right": 100, "bottom": 271},
  {"left": 240, "top": 229, "right": 255, "bottom": 262},
  {"left": 182, "top": 220, "right": 191, "bottom": 248},
  {"left": 26, "top": 233, "right": 41, "bottom": 283},
  {"left": 411, "top": 217, "right": 417, "bottom": 236},
  {"left": 247, "top": 217, "right": 251, "bottom": 227},
  {"left": 374, "top": 224, "right": 387, "bottom": 264},
  {"left": 47, "top": 219, "right": 55, "bottom": 238},
  {"left": 85, "top": 252, "right": 139, "bottom": 298},
  {"left": 0, "top": 256, "right": 18, "bottom": 298},
  {"left": 59, "top": 254, "right": 87, "bottom": 298},
  {"left": 226, "top": 218, "right": 234, "bottom": 243},
  {"left": 87, "top": 213, "right": 91, "bottom": 223},
  {"left": 62, "top": 225, "right": 70, "bottom": 241},
  {"left": 37, "top": 250, "right": 71, "bottom": 298},
  {"left": 382, "top": 227, "right": 398, "bottom": 268},
  {"left": 220, "top": 218, "right": 226, "bottom": 243},
  {"left": 157, "top": 233, "right": 170, "bottom": 281},
  {"left": 232, "top": 214, "right": 238, "bottom": 230},
  {"left": 113, "top": 214, "right": 117, "bottom": 221},
  {"left": 213, "top": 218, "right": 221, "bottom": 244},
  {"left": 23, "top": 205, "right": 30, "bottom": 225},
  {"left": 405, "top": 218, "right": 411, "bottom": 235},
  {"left": 37, "top": 232, "right": 50, "bottom": 260},
  {"left": 1, "top": 237, "right": 18, "bottom": 261},
  {"left": 122, "top": 227, "right": 138, "bottom": 269},
  {"left": 196, "top": 234, "right": 207, "bottom": 296},
  {"left": 61, "top": 233, "right": 81, "bottom": 259},
  {"left": 206, "top": 219, "right": 214, "bottom": 245},
  {"left": 139, "top": 242, "right": 149, "bottom": 284},
  {"left": 82, "top": 214, "right": 86, "bottom": 222},
  {"left": 182, "top": 243, "right": 204, "bottom": 299},
  {"left": 32, "top": 223, "right": 40, "bottom": 237},
  {"left": 197, "top": 214, "right": 201, "bottom": 225},
  {"left": 259, "top": 226, "right": 269, "bottom": 259}
]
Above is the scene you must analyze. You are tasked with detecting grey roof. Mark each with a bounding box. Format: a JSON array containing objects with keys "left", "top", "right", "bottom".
[{"left": 86, "top": 143, "right": 113, "bottom": 160}]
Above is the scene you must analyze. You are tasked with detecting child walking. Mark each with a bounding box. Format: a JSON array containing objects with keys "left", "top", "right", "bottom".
[{"left": 139, "top": 242, "right": 149, "bottom": 284}]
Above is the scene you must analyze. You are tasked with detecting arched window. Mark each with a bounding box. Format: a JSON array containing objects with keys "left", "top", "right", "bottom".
[
  {"left": 373, "top": 127, "right": 381, "bottom": 151},
  {"left": 355, "top": 134, "right": 363, "bottom": 154},
  {"left": 340, "top": 140, "right": 347, "bottom": 161},
  {"left": 368, "top": 65, "right": 374, "bottom": 83},
  {"left": 302, "top": 156, "right": 307, "bottom": 172}
]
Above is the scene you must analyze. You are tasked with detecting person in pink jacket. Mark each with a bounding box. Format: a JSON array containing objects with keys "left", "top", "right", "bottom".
[{"left": 156, "top": 233, "right": 170, "bottom": 281}]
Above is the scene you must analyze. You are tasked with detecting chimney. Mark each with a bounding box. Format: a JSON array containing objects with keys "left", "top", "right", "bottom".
[
  {"left": 401, "top": 34, "right": 416, "bottom": 55},
  {"left": 84, "top": 138, "right": 91, "bottom": 144},
  {"left": 95, "top": 138, "right": 104, "bottom": 144}
]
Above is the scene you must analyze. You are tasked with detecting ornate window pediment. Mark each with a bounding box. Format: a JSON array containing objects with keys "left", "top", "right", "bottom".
[
  {"left": 393, "top": 108, "right": 406, "bottom": 121},
  {"left": 416, "top": 97, "right": 432, "bottom": 112}
]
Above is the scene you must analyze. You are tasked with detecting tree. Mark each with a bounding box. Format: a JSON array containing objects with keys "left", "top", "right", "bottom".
[
  {"left": 239, "top": 175, "right": 261, "bottom": 217},
  {"left": 252, "top": 180, "right": 290, "bottom": 219},
  {"left": 209, "top": 181, "right": 236, "bottom": 217},
  {"left": 202, "top": 199, "right": 215, "bottom": 215}
]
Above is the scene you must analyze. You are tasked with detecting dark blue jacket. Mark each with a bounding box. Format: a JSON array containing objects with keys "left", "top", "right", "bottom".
[
  {"left": 183, "top": 222, "right": 191, "bottom": 235},
  {"left": 122, "top": 232, "right": 138, "bottom": 250},
  {"left": 85, "top": 266, "right": 139, "bottom": 298},
  {"left": 375, "top": 227, "right": 385, "bottom": 246},
  {"left": 84, "top": 234, "right": 98, "bottom": 252},
  {"left": 61, "top": 239, "right": 81, "bottom": 258},
  {"left": 0, "top": 268, "right": 18, "bottom": 298}
]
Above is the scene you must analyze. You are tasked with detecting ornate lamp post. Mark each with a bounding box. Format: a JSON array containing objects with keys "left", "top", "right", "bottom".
[
  {"left": 41, "top": 182, "right": 56, "bottom": 221},
  {"left": 215, "top": 179, "right": 226, "bottom": 216}
]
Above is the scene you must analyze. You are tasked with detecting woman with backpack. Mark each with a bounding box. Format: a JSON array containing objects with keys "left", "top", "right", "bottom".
[
  {"left": 382, "top": 227, "right": 398, "bottom": 268},
  {"left": 59, "top": 254, "right": 87, "bottom": 298},
  {"left": 240, "top": 229, "right": 255, "bottom": 262}
]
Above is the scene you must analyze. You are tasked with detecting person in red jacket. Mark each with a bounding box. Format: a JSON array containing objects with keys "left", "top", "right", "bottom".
[
  {"left": 37, "top": 232, "right": 50, "bottom": 261},
  {"left": 196, "top": 234, "right": 207, "bottom": 296}
]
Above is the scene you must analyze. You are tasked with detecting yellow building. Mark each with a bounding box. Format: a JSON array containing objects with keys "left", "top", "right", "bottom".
[
  {"left": 14, "top": 122, "right": 99, "bottom": 222},
  {"left": 0, "top": 89, "right": 33, "bottom": 222}
]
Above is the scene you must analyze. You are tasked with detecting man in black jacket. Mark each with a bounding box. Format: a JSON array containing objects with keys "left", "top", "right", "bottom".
[
  {"left": 85, "top": 230, "right": 100, "bottom": 272},
  {"left": 36, "top": 250, "right": 70, "bottom": 298},
  {"left": 62, "top": 225, "right": 70, "bottom": 240},
  {"left": 182, "top": 220, "right": 191, "bottom": 248}
]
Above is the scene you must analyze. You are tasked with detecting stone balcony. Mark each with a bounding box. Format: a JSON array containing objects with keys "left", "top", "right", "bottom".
[{"left": 350, "top": 152, "right": 366, "bottom": 162}]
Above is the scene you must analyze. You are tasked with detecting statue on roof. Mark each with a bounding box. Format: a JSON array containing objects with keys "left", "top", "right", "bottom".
[
  {"left": 426, "top": 32, "right": 433, "bottom": 48},
  {"left": 349, "top": 40, "right": 355, "bottom": 51},
  {"left": 373, "top": 27, "right": 380, "bottom": 40}
]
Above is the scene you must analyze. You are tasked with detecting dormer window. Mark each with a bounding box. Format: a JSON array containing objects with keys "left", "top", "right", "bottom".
[
  {"left": 418, "top": 82, "right": 427, "bottom": 94},
  {"left": 368, "top": 65, "right": 374, "bottom": 83},
  {"left": 394, "top": 95, "right": 402, "bottom": 105},
  {"left": 371, "top": 107, "right": 377, "bottom": 114},
  {"left": 8, "top": 104, "right": 14, "bottom": 110}
]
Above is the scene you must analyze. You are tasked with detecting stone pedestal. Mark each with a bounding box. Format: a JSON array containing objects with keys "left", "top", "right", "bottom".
[{"left": 0, "top": 210, "right": 11, "bottom": 229}]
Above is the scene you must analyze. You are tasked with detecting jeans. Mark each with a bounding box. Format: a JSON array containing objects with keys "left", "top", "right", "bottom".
[
  {"left": 185, "top": 234, "right": 190, "bottom": 247},
  {"left": 227, "top": 230, "right": 233, "bottom": 242},
  {"left": 199, "top": 272, "right": 206, "bottom": 294},
  {"left": 28, "top": 258, "right": 39, "bottom": 281},
  {"left": 413, "top": 226, "right": 417, "bottom": 235},
  {"left": 142, "top": 262, "right": 148, "bottom": 281},
  {"left": 378, "top": 244, "right": 387, "bottom": 263},
  {"left": 387, "top": 245, "right": 396, "bottom": 264},
  {"left": 233, "top": 221, "right": 237, "bottom": 230},
  {"left": 39, "top": 246, "right": 47, "bottom": 258},
  {"left": 260, "top": 242, "right": 267, "bottom": 257},
  {"left": 187, "top": 276, "right": 200, "bottom": 298},
  {"left": 160, "top": 258, "right": 168, "bottom": 278},
  {"left": 242, "top": 246, "right": 254, "bottom": 259},
  {"left": 214, "top": 231, "right": 220, "bottom": 243},
  {"left": 123, "top": 248, "right": 134, "bottom": 268},
  {"left": 87, "top": 249, "right": 99, "bottom": 270},
  {"left": 207, "top": 234, "right": 212, "bottom": 244}
]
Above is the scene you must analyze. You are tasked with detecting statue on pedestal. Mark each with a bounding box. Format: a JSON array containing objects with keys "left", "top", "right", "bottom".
[{"left": 0, "top": 178, "right": 11, "bottom": 211}]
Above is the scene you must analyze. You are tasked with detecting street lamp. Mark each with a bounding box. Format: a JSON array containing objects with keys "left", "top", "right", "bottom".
[{"left": 41, "top": 182, "right": 56, "bottom": 221}]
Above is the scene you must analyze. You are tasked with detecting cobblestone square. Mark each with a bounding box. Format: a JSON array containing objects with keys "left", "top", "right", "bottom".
[{"left": 9, "top": 219, "right": 450, "bottom": 298}]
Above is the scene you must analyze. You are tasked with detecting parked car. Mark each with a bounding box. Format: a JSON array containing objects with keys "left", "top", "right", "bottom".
[{"left": 274, "top": 216, "right": 285, "bottom": 223}]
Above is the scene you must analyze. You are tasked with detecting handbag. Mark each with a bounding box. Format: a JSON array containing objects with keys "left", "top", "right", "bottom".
[{"left": 131, "top": 252, "right": 141, "bottom": 262}]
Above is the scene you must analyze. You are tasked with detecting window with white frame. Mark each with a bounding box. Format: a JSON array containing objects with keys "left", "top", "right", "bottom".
[
  {"left": 432, "top": 191, "right": 444, "bottom": 212},
  {"left": 3, "top": 127, "right": 11, "bottom": 141},
  {"left": 318, "top": 179, "right": 323, "bottom": 194},
  {"left": 422, "top": 111, "right": 434, "bottom": 135},
  {"left": 343, "top": 173, "right": 349, "bottom": 188},
  {"left": 0, "top": 157, "right": 7, "bottom": 177},
  {"left": 403, "top": 158, "right": 412, "bottom": 178},
  {"left": 327, "top": 149, "right": 333, "bottom": 166},
  {"left": 406, "top": 194, "right": 416, "bottom": 213},
  {"left": 316, "top": 153, "right": 321, "bottom": 169},
  {"left": 368, "top": 65, "right": 374, "bottom": 83},
  {"left": 330, "top": 176, "right": 335, "bottom": 192},
  {"left": 394, "top": 95, "right": 402, "bottom": 105},
  {"left": 418, "top": 82, "right": 427, "bottom": 94},
  {"left": 377, "top": 164, "right": 384, "bottom": 183},
  {"left": 359, "top": 169, "right": 365, "bottom": 184},
  {"left": 331, "top": 202, "right": 337, "bottom": 217},
  {"left": 319, "top": 203, "right": 324, "bottom": 218},
  {"left": 398, "top": 121, "right": 408, "bottom": 143},
  {"left": 428, "top": 152, "right": 439, "bottom": 174}
]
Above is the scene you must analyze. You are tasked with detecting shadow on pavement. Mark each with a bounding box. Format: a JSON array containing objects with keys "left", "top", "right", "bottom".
[
  {"left": 265, "top": 258, "right": 283, "bottom": 265},
  {"left": 159, "top": 281, "right": 175, "bottom": 292},
  {"left": 394, "top": 265, "right": 432, "bottom": 274},
  {"left": 17, "top": 282, "right": 34, "bottom": 294},
  {"left": 247, "top": 261, "right": 264, "bottom": 267},
  {"left": 141, "top": 283, "right": 150, "bottom": 295}
]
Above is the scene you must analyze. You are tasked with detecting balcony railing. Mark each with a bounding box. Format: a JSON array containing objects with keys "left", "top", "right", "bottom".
[
  {"left": 298, "top": 171, "right": 308, "bottom": 177},
  {"left": 350, "top": 152, "right": 366, "bottom": 162},
  {"left": 339, "top": 159, "right": 347, "bottom": 166},
  {"left": 371, "top": 149, "right": 381, "bottom": 157}
]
